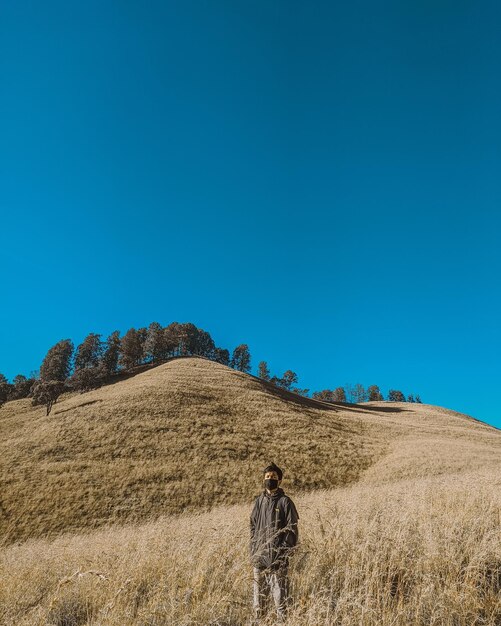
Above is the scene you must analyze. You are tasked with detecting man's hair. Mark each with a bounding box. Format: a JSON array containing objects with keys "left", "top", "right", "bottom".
[{"left": 263, "top": 462, "right": 283, "bottom": 481}]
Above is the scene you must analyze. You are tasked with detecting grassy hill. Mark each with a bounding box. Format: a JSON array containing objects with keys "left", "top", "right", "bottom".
[
  {"left": 2, "top": 356, "right": 501, "bottom": 625},
  {"left": 1, "top": 356, "right": 500, "bottom": 546}
]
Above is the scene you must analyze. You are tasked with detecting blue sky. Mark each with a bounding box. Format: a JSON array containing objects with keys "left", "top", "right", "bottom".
[{"left": 1, "top": 1, "right": 500, "bottom": 426}]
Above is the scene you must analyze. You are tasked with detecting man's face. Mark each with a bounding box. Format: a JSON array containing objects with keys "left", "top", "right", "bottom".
[{"left": 264, "top": 470, "right": 281, "bottom": 489}]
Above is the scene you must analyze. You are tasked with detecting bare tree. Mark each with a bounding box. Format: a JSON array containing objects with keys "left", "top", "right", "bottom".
[
  {"left": 352, "top": 383, "right": 367, "bottom": 403},
  {"left": 344, "top": 383, "right": 355, "bottom": 403},
  {"left": 332, "top": 387, "right": 346, "bottom": 402}
]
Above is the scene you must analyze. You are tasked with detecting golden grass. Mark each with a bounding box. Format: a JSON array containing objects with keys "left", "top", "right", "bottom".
[
  {"left": 1, "top": 357, "right": 500, "bottom": 546},
  {"left": 2, "top": 467, "right": 501, "bottom": 625},
  {"left": 2, "top": 357, "right": 501, "bottom": 624}
]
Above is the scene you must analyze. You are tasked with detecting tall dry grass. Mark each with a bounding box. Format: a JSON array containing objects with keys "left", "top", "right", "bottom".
[{"left": 2, "top": 466, "right": 501, "bottom": 625}]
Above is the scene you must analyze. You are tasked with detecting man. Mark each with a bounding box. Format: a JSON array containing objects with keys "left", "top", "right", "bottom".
[{"left": 250, "top": 462, "right": 299, "bottom": 624}]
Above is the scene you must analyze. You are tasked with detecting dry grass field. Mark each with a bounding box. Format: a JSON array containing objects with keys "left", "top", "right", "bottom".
[
  {"left": 1, "top": 356, "right": 501, "bottom": 625},
  {"left": 2, "top": 469, "right": 501, "bottom": 625}
]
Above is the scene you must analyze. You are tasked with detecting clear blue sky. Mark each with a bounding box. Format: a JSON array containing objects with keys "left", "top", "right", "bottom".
[{"left": 1, "top": 2, "right": 500, "bottom": 426}]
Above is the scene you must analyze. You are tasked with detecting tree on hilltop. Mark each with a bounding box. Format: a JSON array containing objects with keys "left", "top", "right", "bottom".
[
  {"left": 352, "top": 383, "right": 367, "bottom": 403},
  {"left": 177, "top": 323, "right": 197, "bottom": 356},
  {"left": 70, "top": 333, "right": 106, "bottom": 392},
  {"left": 164, "top": 322, "right": 184, "bottom": 356},
  {"left": 102, "top": 330, "right": 121, "bottom": 374},
  {"left": 137, "top": 327, "right": 149, "bottom": 362},
  {"left": 145, "top": 322, "right": 168, "bottom": 363},
  {"left": 269, "top": 370, "right": 300, "bottom": 392},
  {"left": 119, "top": 328, "right": 143, "bottom": 370},
  {"left": 312, "top": 387, "right": 347, "bottom": 402},
  {"left": 214, "top": 347, "right": 230, "bottom": 366},
  {"left": 280, "top": 370, "right": 299, "bottom": 391},
  {"left": 313, "top": 389, "right": 334, "bottom": 402},
  {"left": 258, "top": 361, "right": 271, "bottom": 381},
  {"left": 388, "top": 389, "right": 406, "bottom": 402},
  {"left": 163, "top": 322, "right": 216, "bottom": 359},
  {"left": 230, "top": 344, "right": 251, "bottom": 372},
  {"left": 10, "top": 374, "right": 35, "bottom": 400},
  {"left": 74, "top": 333, "right": 103, "bottom": 371},
  {"left": 169, "top": 323, "right": 199, "bottom": 356},
  {"left": 415, "top": 394, "right": 422, "bottom": 403},
  {"left": 193, "top": 328, "right": 216, "bottom": 358},
  {"left": 0, "top": 374, "right": 11, "bottom": 407},
  {"left": 344, "top": 383, "right": 354, "bottom": 403},
  {"left": 40, "top": 339, "right": 74, "bottom": 382},
  {"left": 367, "top": 385, "right": 384, "bottom": 401},
  {"left": 333, "top": 387, "right": 346, "bottom": 402}
]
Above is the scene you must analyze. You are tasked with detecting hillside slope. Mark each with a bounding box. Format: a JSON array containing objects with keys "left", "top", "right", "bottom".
[{"left": 1, "top": 357, "right": 500, "bottom": 544}]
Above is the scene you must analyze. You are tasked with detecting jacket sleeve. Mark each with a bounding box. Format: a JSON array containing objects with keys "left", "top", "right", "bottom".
[
  {"left": 282, "top": 498, "right": 299, "bottom": 549},
  {"left": 250, "top": 498, "right": 258, "bottom": 557}
]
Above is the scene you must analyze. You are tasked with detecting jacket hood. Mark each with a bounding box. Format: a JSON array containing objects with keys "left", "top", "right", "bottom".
[{"left": 263, "top": 487, "right": 285, "bottom": 499}]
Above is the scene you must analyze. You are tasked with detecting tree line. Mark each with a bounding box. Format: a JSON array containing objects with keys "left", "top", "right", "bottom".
[
  {"left": 309, "top": 384, "right": 421, "bottom": 404},
  {"left": 0, "top": 321, "right": 422, "bottom": 414},
  {"left": 0, "top": 322, "right": 247, "bottom": 414},
  {"left": 256, "top": 363, "right": 420, "bottom": 404}
]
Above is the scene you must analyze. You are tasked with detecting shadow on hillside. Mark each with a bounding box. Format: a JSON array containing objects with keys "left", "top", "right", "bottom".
[
  {"left": 55, "top": 399, "right": 102, "bottom": 415},
  {"left": 247, "top": 375, "right": 407, "bottom": 416},
  {"left": 342, "top": 404, "right": 407, "bottom": 415},
  {"left": 259, "top": 381, "right": 341, "bottom": 412}
]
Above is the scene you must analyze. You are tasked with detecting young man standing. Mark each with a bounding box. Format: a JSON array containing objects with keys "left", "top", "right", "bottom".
[{"left": 249, "top": 462, "right": 299, "bottom": 624}]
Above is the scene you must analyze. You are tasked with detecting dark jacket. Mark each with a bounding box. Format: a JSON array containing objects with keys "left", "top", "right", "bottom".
[{"left": 250, "top": 487, "right": 299, "bottom": 570}]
